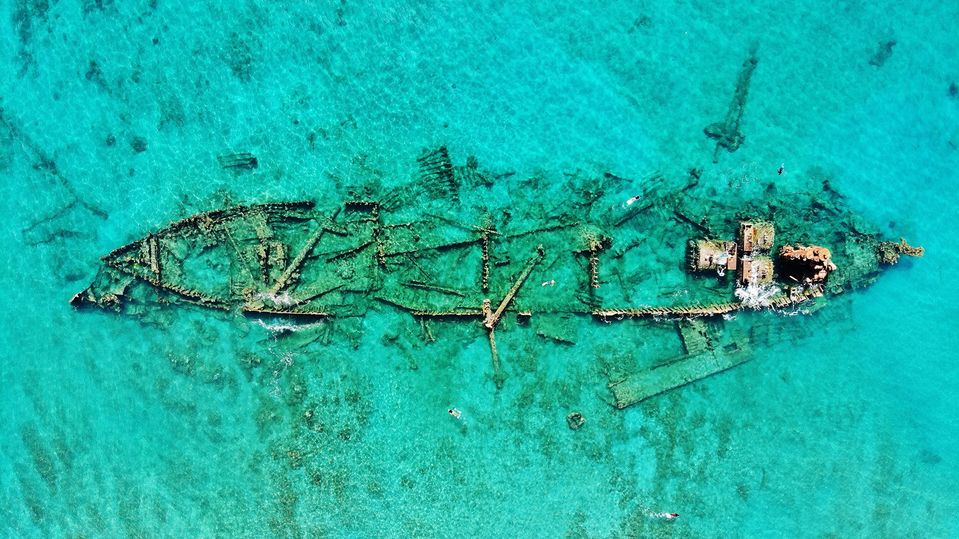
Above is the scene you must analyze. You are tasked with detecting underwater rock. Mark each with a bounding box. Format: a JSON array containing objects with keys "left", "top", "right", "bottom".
[
  {"left": 224, "top": 32, "right": 254, "bottom": 81},
  {"left": 566, "top": 412, "right": 585, "bottom": 430},
  {"left": 130, "top": 136, "right": 147, "bottom": 153},
  {"left": 869, "top": 40, "right": 896, "bottom": 67},
  {"left": 84, "top": 60, "right": 109, "bottom": 93}
]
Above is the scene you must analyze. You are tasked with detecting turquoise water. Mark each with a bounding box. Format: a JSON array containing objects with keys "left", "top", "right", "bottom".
[{"left": 2, "top": 1, "right": 959, "bottom": 537}]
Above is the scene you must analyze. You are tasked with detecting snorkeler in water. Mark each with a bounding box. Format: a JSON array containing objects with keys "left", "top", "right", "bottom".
[
  {"left": 448, "top": 408, "right": 463, "bottom": 420},
  {"left": 649, "top": 512, "right": 679, "bottom": 520},
  {"left": 625, "top": 194, "right": 643, "bottom": 206}
]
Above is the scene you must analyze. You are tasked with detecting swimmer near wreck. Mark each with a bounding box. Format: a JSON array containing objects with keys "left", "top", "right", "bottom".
[{"left": 69, "top": 144, "right": 925, "bottom": 409}]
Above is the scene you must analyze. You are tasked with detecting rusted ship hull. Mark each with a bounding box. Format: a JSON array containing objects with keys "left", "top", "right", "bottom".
[{"left": 72, "top": 148, "right": 923, "bottom": 405}]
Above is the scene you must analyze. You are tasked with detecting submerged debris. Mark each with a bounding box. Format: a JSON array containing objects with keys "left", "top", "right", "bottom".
[
  {"left": 877, "top": 238, "right": 924, "bottom": 265},
  {"left": 417, "top": 146, "right": 458, "bottom": 202},
  {"left": 704, "top": 43, "right": 759, "bottom": 162},
  {"left": 734, "top": 282, "right": 782, "bottom": 310},
  {"left": 738, "top": 220, "right": 775, "bottom": 253},
  {"left": 778, "top": 245, "right": 837, "bottom": 284},
  {"left": 687, "top": 240, "right": 737, "bottom": 275},
  {"left": 218, "top": 152, "right": 259, "bottom": 170}
]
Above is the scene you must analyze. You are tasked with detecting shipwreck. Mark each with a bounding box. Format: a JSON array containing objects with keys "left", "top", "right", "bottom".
[{"left": 71, "top": 146, "right": 923, "bottom": 408}]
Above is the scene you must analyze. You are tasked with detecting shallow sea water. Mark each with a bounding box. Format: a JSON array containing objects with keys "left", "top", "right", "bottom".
[{"left": 2, "top": 1, "right": 958, "bottom": 537}]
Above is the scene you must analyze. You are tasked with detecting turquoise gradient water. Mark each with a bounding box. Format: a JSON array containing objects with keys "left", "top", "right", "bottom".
[{"left": 2, "top": 1, "right": 958, "bottom": 537}]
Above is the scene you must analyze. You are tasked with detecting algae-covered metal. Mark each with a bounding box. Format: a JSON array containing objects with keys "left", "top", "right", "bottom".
[{"left": 71, "top": 148, "right": 923, "bottom": 407}]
